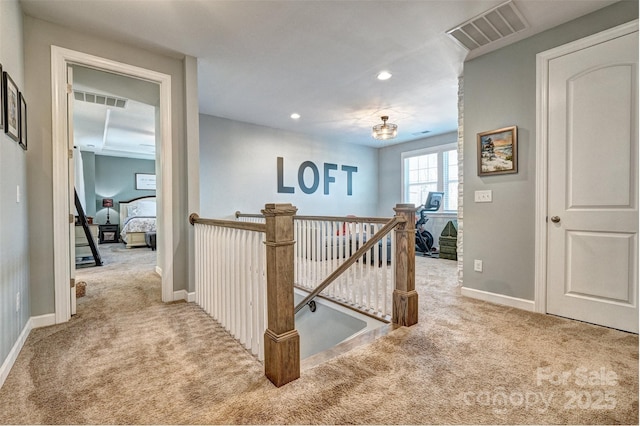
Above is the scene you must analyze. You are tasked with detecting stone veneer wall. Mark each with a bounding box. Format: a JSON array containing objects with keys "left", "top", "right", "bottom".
[{"left": 457, "top": 76, "right": 464, "bottom": 285}]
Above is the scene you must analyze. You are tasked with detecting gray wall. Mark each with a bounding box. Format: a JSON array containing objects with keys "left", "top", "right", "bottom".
[
  {"left": 0, "top": 0, "right": 29, "bottom": 376},
  {"left": 462, "top": 1, "right": 638, "bottom": 300},
  {"left": 377, "top": 131, "right": 458, "bottom": 216},
  {"left": 92, "top": 155, "right": 156, "bottom": 225},
  {"left": 199, "top": 115, "right": 379, "bottom": 218},
  {"left": 24, "top": 16, "right": 190, "bottom": 315}
]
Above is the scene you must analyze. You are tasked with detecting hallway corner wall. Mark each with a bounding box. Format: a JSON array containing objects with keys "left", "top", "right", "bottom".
[{"left": 0, "top": 0, "right": 30, "bottom": 384}]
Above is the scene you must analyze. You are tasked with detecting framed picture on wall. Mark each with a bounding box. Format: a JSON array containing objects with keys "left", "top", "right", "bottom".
[
  {"left": 135, "top": 173, "right": 156, "bottom": 190},
  {"left": 0, "top": 64, "right": 3, "bottom": 130},
  {"left": 19, "top": 92, "right": 27, "bottom": 150},
  {"left": 3, "top": 72, "right": 19, "bottom": 142},
  {"left": 477, "top": 126, "right": 518, "bottom": 176}
]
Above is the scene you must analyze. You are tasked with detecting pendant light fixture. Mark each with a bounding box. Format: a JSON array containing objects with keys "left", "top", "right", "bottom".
[{"left": 372, "top": 116, "right": 398, "bottom": 140}]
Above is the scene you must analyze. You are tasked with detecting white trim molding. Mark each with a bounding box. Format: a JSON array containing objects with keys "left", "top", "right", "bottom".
[
  {"left": 51, "top": 46, "right": 174, "bottom": 324},
  {"left": 0, "top": 314, "right": 58, "bottom": 390},
  {"left": 461, "top": 287, "right": 535, "bottom": 312},
  {"left": 30, "top": 314, "right": 56, "bottom": 329},
  {"left": 534, "top": 19, "right": 639, "bottom": 314},
  {"left": 0, "top": 320, "right": 31, "bottom": 389},
  {"left": 174, "top": 290, "right": 196, "bottom": 303},
  {"left": 185, "top": 55, "right": 200, "bottom": 299}
]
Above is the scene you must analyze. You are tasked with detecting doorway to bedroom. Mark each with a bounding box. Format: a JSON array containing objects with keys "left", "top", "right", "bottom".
[
  {"left": 51, "top": 46, "right": 175, "bottom": 323},
  {"left": 72, "top": 64, "right": 160, "bottom": 305},
  {"left": 70, "top": 65, "right": 159, "bottom": 268}
]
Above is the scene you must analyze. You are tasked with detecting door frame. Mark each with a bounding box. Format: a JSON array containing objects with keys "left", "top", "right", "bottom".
[
  {"left": 51, "top": 46, "right": 174, "bottom": 323},
  {"left": 534, "top": 19, "right": 639, "bottom": 314}
]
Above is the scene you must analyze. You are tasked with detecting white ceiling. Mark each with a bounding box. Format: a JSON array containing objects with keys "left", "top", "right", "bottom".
[
  {"left": 22, "top": 0, "right": 620, "bottom": 152},
  {"left": 71, "top": 65, "right": 158, "bottom": 160}
]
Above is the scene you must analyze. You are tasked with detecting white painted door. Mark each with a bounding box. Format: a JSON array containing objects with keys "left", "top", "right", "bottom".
[
  {"left": 67, "top": 65, "right": 77, "bottom": 316},
  {"left": 546, "top": 29, "right": 638, "bottom": 333}
]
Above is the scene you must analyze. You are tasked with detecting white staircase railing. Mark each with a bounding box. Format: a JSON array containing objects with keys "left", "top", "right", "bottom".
[
  {"left": 193, "top": 217, "right": 267, "bottom": 360},
  {"left": 195, "top": 203, "right": 417, "bottom": 388},
  {"left": 293, "top": 217, "right": 395, "bottom": 319},
  {"left": 237, "top": 212, "right": 395, "bottom": 319}
]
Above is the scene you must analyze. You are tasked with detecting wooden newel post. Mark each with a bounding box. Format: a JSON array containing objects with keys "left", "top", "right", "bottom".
[
  {"left": 393, "top": 203, "right": 418, "bottom": 327},
  {"left": 262, "top": 203, "right": 300, "bottom": 387}
]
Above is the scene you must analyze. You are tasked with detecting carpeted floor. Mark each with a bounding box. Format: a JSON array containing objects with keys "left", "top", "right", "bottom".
[{"left": 0, "top": 244, "right": 637, "bottom": 424}]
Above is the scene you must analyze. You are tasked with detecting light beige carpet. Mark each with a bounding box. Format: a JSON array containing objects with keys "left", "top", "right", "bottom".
[{"left": 0, "top": 244, "right": 637, "bottom": 424}]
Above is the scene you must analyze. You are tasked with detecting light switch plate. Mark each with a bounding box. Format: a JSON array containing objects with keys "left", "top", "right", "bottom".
[
  {"left": 474, "top": 259, "right": 483, "bottom": 272},
  {"left": 474, "top": 190, "right": 492, "bottom": 203}
]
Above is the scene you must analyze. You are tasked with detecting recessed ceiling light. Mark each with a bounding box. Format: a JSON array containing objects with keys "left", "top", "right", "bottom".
[
  {"left": 290, "top": 113, "right": 301, "bottom": 119},
  {"left": 377, "top": 71, "right": 392, "bottom": 81}
]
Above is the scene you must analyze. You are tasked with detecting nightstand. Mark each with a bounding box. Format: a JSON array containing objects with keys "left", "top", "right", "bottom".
[{"left": 99, "top": 224, "right": 120, "bottom": 244}]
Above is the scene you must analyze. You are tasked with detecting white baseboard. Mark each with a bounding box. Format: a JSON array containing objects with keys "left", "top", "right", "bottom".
[
  {"left": 31, "top": 313, "right": 56, "bottom": 328},
  {"left": 0, "top": 313, "right": 61, "bottom": 390},
  {"left": 173, "top": 290, "right": 196, "bottom": 303},
  {"left": 155, "top": 265, "right": 162, "bottom": 276},
  {"left": 0, "top": 319, "right": 32, "bottom": 389},
  {"left": 461, "top": 287, "right": 535, "bottom": 312}
]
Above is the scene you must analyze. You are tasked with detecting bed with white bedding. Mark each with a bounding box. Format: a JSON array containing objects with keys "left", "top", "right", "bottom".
[{"left": 119, "top": 196, "right": 156, "bottom": 248}]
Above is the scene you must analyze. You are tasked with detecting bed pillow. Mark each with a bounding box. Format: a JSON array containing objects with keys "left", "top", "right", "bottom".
[
  {"left": 136, "top": 200, "right": 156, "bottom": 217},
  {"left": 127, "top": 205, "right": 139, "bottom": 217}
]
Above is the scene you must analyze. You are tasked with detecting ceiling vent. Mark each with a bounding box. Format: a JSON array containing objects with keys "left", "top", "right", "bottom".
[
  {"left": 74, "top": 90, "right": 128, "bottom": 108},
  {"left": 446, "top": 0, "right": 528, "bottom": 51}
]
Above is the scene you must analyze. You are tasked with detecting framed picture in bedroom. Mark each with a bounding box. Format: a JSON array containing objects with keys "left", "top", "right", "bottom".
[
  {"left": 135, "top": 173, "right": 156, "bottom": 190},
  {"left": 477, "top": 125, "right": 518, "bottom": 176},
  {"left": 18, "top": 92, "right": 26, "bottom": 150},
  {"left": 3, "top": 71, "right": 19, "bottom": 142}
]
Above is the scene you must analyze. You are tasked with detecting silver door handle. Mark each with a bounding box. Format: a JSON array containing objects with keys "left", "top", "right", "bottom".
[{"left": 550, "top": 216, "right": 561, "bottom": 223}]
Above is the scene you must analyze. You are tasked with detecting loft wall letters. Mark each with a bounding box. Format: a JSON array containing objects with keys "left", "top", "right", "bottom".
[{"left": 277, "top": 156, "right": 358, "bottom": 196}]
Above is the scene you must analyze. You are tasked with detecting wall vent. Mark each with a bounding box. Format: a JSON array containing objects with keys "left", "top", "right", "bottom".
[
  {"left": 74, "top": 90, "right": 128, "bottom": 108},
  {"left": 446, "top": 0, "right": 528, "bottom": 51}
]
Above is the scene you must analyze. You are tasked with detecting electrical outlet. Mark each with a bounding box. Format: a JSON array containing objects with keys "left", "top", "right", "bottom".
[
  {"left": 16, "top": 292, "right": 20, "bottom": 312},
  {"left": 474, "top": 259, "right": 483, "bottom": 272},
  {"left": 474, "top": 190, "right": 492, "bottom": 203}
]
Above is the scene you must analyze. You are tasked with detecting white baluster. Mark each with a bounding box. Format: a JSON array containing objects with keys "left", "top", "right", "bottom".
[{"left": 239, "top": 230, "right": 248, "bottom": 348}]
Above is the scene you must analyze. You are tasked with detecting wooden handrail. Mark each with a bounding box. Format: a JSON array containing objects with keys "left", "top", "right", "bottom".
[
  {"left": 236, "top": 210, "right": 393, "bottom": 224},
  {"left": 295, "top": 215, "right": 392, "bottom": 224},
  {"left": 294, "top": 215, "right": 404, "bottom": 314},
  {"left": 235, "top": 211, "right": 263, "bottom": 219},
  {"left": 190, "top": 213, "right": 266, "bottom": 233}
]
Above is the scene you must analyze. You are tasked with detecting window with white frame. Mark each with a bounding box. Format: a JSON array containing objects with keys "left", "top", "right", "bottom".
[{"left": 402, "top": 143, "right": 458, "bottom": 212}]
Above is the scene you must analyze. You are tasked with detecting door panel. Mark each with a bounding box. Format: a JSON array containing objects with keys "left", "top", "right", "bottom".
[
  {"left": 566, "top": 231, "right": 635, "bottom": 302},
  {"left": 568, "top": 64, "right": 634, "bottom": 208},
  {"left": 547, "top": 31, "right": 638, "bottom": 333}
]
